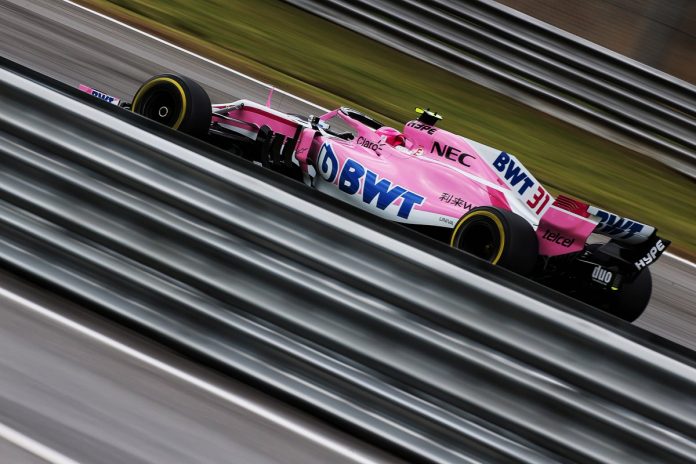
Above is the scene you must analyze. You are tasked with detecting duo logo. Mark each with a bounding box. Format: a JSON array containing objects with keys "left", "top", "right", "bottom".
[{"left": 317, "top": 143, "right": 425, "bottom": 219}]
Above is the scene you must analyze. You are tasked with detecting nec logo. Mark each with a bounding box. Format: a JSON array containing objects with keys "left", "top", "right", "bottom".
[
  {"left": 431, "top": 141, "right": 475, "bottom": 167},
  {"left": 317, "top": 143, "right": 425, "bottom": 219}
]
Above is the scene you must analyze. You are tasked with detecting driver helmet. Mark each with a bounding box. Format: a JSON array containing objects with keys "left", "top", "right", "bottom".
[{"left": 375, "top": 126, "right": 405, "bottom": 147}]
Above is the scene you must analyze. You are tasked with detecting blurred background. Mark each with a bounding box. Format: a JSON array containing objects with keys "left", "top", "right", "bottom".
[{"left": 499, "top": 0, "right": 696, "bottom": 83}]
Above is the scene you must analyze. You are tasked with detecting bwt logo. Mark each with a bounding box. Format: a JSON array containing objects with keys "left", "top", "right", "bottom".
[
  {"left": 492, "top": 152, "right": 534, "bottom": 195},
  {"left": 318, "top": 142, "right": 340, "bottom": 183},
  {"left": 492, "top": 152, "right": 550, "bottom": 215},
  {"left": 592, "top": 209, "right": 644, "bottom": 240},
  {"left": 91, "top": 90, "right": 115, "bottom": 103},
  {"left": 318, "top": 143, "right": 425, "bottom": 219}
]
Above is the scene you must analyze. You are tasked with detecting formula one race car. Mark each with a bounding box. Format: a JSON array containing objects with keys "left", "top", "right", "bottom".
[{"left": 80, "top": 75, "right": 671, "bottom": 321}]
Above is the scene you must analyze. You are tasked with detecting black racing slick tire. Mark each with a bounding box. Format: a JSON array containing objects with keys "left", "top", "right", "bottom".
[
  {"left": 450, "top": 207, "right": 538, "bottom": 275},
  {"left": 582, "top": 243, "right": 651, "bottom": 322},
  {"left": 591, "top": 270, "right": 651, "bottom": 323},
  {"left": 606, "top": 267, "right": 652, "bottom": 322},
  {"left": 131, "top": 74, "right": 211, "bottom": 138}
]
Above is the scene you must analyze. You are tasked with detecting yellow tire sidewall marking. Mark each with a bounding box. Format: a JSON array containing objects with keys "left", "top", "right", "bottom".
[
  {"left": 449, "top": 210, "right": 506, "bottom": 265},
  {"left": 132, "top": 77, "right": 187, "bottom": 130}
]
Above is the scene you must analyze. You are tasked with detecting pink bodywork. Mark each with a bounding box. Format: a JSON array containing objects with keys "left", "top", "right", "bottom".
[
  {"left": 73, "top": 79, "right": 607, "bottom": 258},
  {"left": 78, "top": 73, "right": 663, "bottom": 259},
  {"left": 213, "top": 101, "right": 598, "bottom": 258},
  {"left": 67, "top": 80, "right": 594, "bottom": 258}
]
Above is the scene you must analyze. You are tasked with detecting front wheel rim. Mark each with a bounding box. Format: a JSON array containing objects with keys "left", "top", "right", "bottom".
[{"left": 137, "top": 86, "right": 183, "bottom": 128}]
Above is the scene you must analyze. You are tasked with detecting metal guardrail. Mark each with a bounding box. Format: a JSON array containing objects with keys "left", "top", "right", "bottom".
[
  {"left": 284, "top": 0, "right": 696, "bottom": 179},
  {"left": 2, "top": 58, "right": 696, "bottom": 463}
]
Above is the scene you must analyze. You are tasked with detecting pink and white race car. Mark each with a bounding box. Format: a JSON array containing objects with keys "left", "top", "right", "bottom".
[{"left": 81, "top": 74, "right": 670, "bottom": 321}]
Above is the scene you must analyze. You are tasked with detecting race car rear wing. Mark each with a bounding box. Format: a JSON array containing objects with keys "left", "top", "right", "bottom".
[
  {"left": 586, "top": 205, "right": 656, "bottom": 245},
  {"left": 554, "top": 195, "right": 670, "bottom": 271},
  {"left": 553, "top": 196, "right": 657, "bottom": 246}
]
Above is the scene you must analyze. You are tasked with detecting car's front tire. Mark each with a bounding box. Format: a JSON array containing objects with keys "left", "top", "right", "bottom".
[
  {"left": 450, "top": 207, "right": 538, "bottom": 275},
  {"left": 131, "top": 74, "right": 211, "bottom": 138}
]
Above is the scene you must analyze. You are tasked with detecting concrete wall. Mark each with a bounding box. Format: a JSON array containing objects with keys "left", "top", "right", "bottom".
[{"left": 498, "top": 0, "right": 696, "bottom": 84}]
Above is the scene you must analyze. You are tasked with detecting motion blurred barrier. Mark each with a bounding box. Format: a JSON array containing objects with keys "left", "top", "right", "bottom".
[
  {"left": 285, "top": 0, "right": 696, "bottom": 179},
  {"left": 1, "top": 58, "right": 696, "bottom": 464}
]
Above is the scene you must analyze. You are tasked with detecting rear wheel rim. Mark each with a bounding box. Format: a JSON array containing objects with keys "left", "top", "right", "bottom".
[{"left": 456, "top": 220, "right": 501, "bottom": 262}]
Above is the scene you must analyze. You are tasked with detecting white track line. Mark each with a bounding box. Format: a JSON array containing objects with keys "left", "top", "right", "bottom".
[
  {"left": 0, "top": 421, "right": 81, "bottom": 464},
  {"left": 0, "top": 286, "right": 379, "bottom": 464},
  {"left": 665, "top": 252, "right": 696, "bottom": 270},
  {"left": 59, "top": 0, "right": 329, "bottom": 112},
  {"left": 59, "top": 0, "right": 696, "bottom": 271}
]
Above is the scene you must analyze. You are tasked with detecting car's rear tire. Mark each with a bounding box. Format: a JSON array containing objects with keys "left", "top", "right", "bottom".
[
  {"left": 131, "top": 74, "right": 211, "bottom": 138},
  {"left": 583, "top": 244, "right": 652, "bottom": 322},
  {"left": 450, "top": 207, "right": 538, "bottom": 275},
  {"left": 604, "top": 267, "right": 652, "bottom": 322}
]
